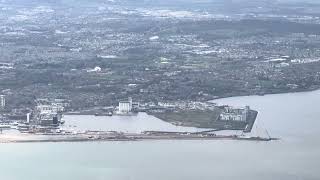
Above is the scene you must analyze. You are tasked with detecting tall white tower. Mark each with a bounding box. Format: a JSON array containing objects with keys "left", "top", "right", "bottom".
[
  {"left": 0, "top": 95, "right": 5, "bottom": 109},
  {"left": 26, "top": 113, "right": 31, "bottom": 124}
]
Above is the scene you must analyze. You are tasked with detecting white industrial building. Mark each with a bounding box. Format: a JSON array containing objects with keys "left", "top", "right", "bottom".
[
  {"left": 118, "top": 97, "right": 134, "bottom": 114},
  {"left": 219, "top": 106, "right": 250, "bottom": 122},
  {"left": 220, "top": 113, "right": 245, "bottom": 121},
  {"left": 119, "top": 101, "right": 131, "bottom": 113},
  {"left": 35, "top": 104, "right": 64, "bottom": 125}
]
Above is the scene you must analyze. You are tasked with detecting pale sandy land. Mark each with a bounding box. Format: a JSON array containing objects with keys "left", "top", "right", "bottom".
[
  {"left": 0, "top": 134, "right": 59, "bottom": 143},
  {"left": 0, "top": 134, "right": 33, "bottom": 142}
]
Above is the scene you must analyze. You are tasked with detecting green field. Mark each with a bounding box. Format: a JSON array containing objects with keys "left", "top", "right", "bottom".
[{"left": 149, "top": 109, "right": 257, "bottom": 131}]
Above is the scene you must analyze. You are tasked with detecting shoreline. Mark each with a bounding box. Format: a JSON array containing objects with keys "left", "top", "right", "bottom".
[
  {"left": 3, "top": 89, "right": 309, "bottom": 144},
  {"left": 65, "top": 88, "right": 320, "bottom": 116},
  {"left": 210, "top": 87, "right": 320, "bottom": 102},
  {"left": 0, "top": 132, "right": 279, "bottom": 144}
]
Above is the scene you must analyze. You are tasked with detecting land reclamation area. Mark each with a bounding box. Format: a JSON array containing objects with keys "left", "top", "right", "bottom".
[{"left": 149, "top": 110, "right": 258, "bottom": 131}]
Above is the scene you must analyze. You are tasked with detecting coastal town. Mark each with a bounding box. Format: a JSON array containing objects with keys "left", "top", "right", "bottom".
[
  {"left": 1, "top": 1, "right": 320, "bottom": 113},
  {"left": 0, "top": 1, "right": 319, "bottom": 180},
  {"left": 2, "top": 0, "right": 320, "bottom": 142}
]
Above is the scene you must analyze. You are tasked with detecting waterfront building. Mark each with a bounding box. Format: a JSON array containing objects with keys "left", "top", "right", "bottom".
[
  {"left": 220, "top": 113, "right": 245, "bottom": 121},
  {"left": 119, "top": 101, "right": 131, "bottom": 113},
  {"left": 118, "top": 97, "right": 136, "bottom": 114},
  {"left": 219, "top": 106, "right": 250, "bottom": 122},
  {"left": 31, "top": 98, "right": 68, "bottom": 126},
  {"left": 34, "top": 104, "right": 63, "bottom": 126}
]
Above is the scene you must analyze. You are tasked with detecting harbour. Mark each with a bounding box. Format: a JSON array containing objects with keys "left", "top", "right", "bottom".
[
  {"left": 1, "top": 97, "right": 265, "bottom": 142},
  {"left": 0, "top": 90, "right": 320, "bottom": 180}
]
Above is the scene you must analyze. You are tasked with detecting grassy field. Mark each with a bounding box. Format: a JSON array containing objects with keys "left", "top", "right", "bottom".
[{"left": 149, "top": 109, "right": 257, "bottom": 131}]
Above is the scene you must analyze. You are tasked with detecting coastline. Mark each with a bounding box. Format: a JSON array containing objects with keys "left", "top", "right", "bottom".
[
  {"left": 210, "top": 87, "right": 320, "bottom": 102},
  {"left": 64, "top": 88, "right": 320, "bottom": 116},
  {"left": 0, "top": 132, "right": 278, "bottom": 143},
  {"left": 4, "top": 90, "right": 316, "bottom": 144}
]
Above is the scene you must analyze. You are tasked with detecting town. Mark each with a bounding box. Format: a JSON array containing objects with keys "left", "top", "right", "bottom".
[{"left": 0, "top": 1, "right": 320, "bottom": 114}]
